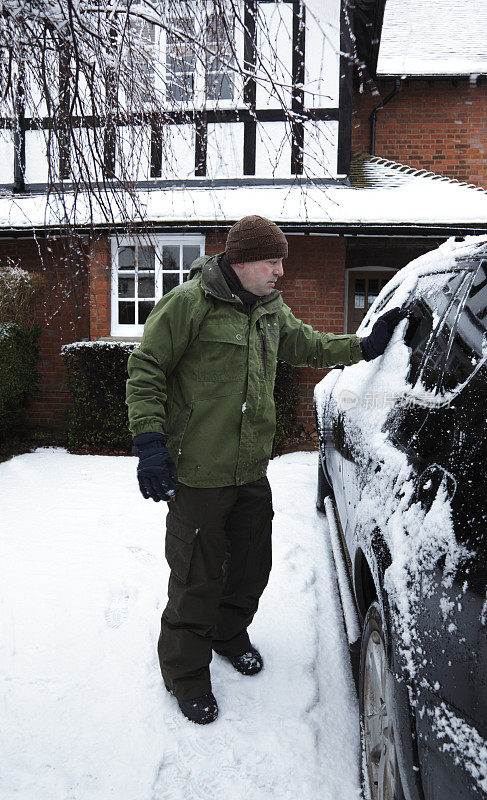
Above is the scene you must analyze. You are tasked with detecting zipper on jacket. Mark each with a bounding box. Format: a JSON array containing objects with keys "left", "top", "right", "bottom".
[{"left": 257, "top": 319, "right": 268, "bottom": 380}]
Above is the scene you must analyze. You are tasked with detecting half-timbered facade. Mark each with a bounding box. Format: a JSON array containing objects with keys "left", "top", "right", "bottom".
[{"left": 1, "top": 0, "right": 486, "bottom": 437}]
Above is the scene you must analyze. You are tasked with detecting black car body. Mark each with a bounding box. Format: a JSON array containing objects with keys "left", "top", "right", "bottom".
[{"left": 314, "top": 236, "right": 487, "bottom": 800}]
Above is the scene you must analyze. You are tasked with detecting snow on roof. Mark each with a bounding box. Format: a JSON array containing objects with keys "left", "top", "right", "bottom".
[
  {"left": 377, "top": 0, "right": 487, "bottom": 76},
  {"left": 349, "top": 155, "right": 486, "bottom": 191},
  {"left": 0, "top": 158, "right": 486, "bottom": 231}
]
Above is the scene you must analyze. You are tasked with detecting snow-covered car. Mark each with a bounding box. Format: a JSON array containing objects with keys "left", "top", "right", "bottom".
[{"left": 314, "top": 236, "right": 487, "bottom": 800}]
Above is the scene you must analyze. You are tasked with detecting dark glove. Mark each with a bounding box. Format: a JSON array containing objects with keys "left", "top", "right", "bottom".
[
  {"left": 133, "top": 433, "right": 177, "bottom": 502},
  {"left": 360, "top": 307, "right": 409, "bottom": 362}
]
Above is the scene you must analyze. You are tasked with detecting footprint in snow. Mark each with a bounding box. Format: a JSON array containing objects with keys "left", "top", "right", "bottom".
[
  {"left": 104, "top": 591, "right": 130, "bottom": 628},
  {"left": 151, "top": 760, "right": 187, "bottom": 800},
  {"left": 127, "top": 545, "right": 158, "bottom": 565},
  {"left": 282, "top": 543, "right": 301, "bottom": 561}
]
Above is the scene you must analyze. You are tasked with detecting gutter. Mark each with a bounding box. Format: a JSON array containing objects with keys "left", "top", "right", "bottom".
[
  {"left": 0, "top": 223, "right": 486, "bottom": 239},
  {"left": 369, "top": 78, "right": 401, "bottom": 155}
]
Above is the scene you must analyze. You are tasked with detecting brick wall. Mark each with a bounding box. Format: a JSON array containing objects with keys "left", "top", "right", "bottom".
[
  {"left": 89, "top": 236, "right": 111, "bottom": 339},
  {"left": 280, "top": 235, "right": 346, "bottom": 429},
  {"left": 0, "top": 236, "right": 89, "bottom": 434},
  {"left": 353, "top": 79, "right": 487, "bottom": 188},
  {"left": 6, "top": 229, "right": 346, "bottom": 439}
]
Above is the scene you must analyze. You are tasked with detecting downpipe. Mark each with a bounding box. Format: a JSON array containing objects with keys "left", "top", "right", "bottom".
[{"left": 369, "top": 78, "right": 401, "bottom": 156}]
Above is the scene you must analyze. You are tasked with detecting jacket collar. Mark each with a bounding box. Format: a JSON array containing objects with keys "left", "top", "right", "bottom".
[{"left": 189, "top": 252, "right": 281, "bottom": 307}]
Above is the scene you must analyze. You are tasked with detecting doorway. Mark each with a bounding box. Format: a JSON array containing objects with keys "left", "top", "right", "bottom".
[{"left": 346, "top": 269, "right": 397, "bottom": 333}]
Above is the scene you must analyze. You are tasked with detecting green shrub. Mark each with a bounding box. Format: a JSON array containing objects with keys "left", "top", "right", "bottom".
[
  {"left": 0, "top": 260, "right": 45, "bottom": 328},
  {"left": 0, "top": 323, "right": 41, "bottom": 439},
  {"left": 62, "top": 342, "right": 137, "bottom": 452},
  {"left": 62, "top": 342, "right": 300, "bottom": 455}
]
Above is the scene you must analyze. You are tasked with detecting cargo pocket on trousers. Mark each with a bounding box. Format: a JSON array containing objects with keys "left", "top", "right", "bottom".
[{"left": 165, "top": 518, "right": 199, "bottom": 584}]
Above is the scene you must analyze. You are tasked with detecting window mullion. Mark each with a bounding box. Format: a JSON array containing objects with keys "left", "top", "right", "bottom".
[
  {"left": 155, "top": 242, "right": 163, "bottom": 300},
  {"left": 134, "top": 246, "right": 139, "bottom": 326}
]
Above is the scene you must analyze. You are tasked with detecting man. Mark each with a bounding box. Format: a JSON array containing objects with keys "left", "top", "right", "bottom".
[{"left": 126, "top": 215, "right": 406, "bottom": 724}]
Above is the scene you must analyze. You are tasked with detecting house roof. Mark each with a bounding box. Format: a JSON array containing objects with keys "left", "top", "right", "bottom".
[
  {"left": 377, "top": 0, "right": 487, "bottom": 77},
  {"left": 1, "top": 158, "right": 486, "bottom": 234},
  {"left": 348, "top": 155, "right": 486, "bottom": 191}
]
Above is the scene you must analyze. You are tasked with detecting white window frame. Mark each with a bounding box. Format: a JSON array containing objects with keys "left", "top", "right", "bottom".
[
  {"left": 161, "top": 1, "right": 244, "bottom": 112},
  {"left": 110, "top": 234, "right": 205, "bottom": 336}
]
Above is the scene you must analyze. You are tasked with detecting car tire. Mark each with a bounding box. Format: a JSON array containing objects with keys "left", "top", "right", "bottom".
[
  {"left": 316, "top": 454, "right": 331, "bottom": 512},
  {"left": 359, "top": 601, "right": 405, "bottom": 800}
]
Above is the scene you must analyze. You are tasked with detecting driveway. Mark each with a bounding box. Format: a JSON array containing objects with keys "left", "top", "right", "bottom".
[{"left": 0, "top": 449, "right": 360, "bottom": 800}]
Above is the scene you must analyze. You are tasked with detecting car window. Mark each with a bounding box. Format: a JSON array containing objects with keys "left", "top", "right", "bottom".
[
  {"left": 404, "top": 270, "right": 467, "bottom": 388},
  {"left": 418, "top": 264, "right": 486, "bottom": 395},
  {"left": 404, "top": 299, "right": 436, "bottom": 386},
  {"left": 441, "top": 260, "right": 487, "bottom": 392}
]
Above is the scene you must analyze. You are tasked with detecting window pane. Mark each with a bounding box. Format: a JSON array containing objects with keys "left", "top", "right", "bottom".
[
  {"left": 183, "top": 246, "right": 200, "bottom": 267},
  {"left": 219, "top": 73, "right": 233, "bottom": 101},
  {"left": 139, "top": 246, "right": 155, "bottom": 271},
  {"left": 183, "top": 271, "right": 190, "bottom": 282},
  {"left": 167, "top": 77, "right": 194, "bottom": 103},
  {"left": 405, "top": 299, "right": 435, "bottom": 386},
  {"left": 126, "top": 19, "right": 155, "bottom": 103},
  {"left": 166, "top": 18, "right": 195, "bottom": 102},
  {"left": 419, "top": 272, "right": 474, "bottom": 393},
  {"left": 119, "top": 277, "right": 135, "bottom": 298},
  {"left": 442, "top": 263, "right": 487, "bottom": 392},
  {"left": 119, "top": 246, "right": 135, "bottom": 269},
  {"left": 163, "top": 272, "right": 180, "bottom": 295},
  {"left": 354, "top": 279, "right": 365, "bottom": 309},
  {"left": 139, "top": 301, "right": 155, "bottom": 324},
  {"left": 420, "top": 325, "right": 450, "bottom": 393},
  {"left": 205, "top": 13, "right": 234, "bottom": 100},
  {"left": 167, "top": 56, "right": 189, "bottom": 74},
  {"left": 404, "top": 273, "right": 467, "bottom": 387},
  {"left": 206, "top": 71, "right": 233, "bottom": 101},
  {"left": 367, "top": 279, "right": 379, "bottom": 306},
  {"left": 163, "top": 246, "right": 179, "bottom": 269},
  {"left": 138, "top": 276, "right": 155, "bottom": 298},
  {"left": 119, "top": 301, "right": 135, "bottom": 324}
]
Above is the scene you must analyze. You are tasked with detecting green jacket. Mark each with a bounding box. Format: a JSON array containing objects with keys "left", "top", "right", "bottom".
[{"left": 126, "top": 253, "right": 363, "bottom": 488}]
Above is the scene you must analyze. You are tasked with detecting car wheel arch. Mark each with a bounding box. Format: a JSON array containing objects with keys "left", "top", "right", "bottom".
[{"left": 354, "top": 547, "right": 378, "bottom": 623}]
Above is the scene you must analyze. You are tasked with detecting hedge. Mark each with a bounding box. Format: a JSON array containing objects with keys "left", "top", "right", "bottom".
[
  {"left": 0, "top": 260, "right": 44, "bottom": 328},
  {"left": 62, "top": 341, "right": 300, "bottom": 455},
  {"left": 0, "top": 323, "right": 41, "bottom": 440}
]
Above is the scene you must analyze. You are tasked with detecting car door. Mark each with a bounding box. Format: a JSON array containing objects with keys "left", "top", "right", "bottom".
[
  {"left": 403, "top": 259, "right": 487, "bottom": 798},
  {"left": 339, "top": 266, "right": 474, "bottom": 542}
]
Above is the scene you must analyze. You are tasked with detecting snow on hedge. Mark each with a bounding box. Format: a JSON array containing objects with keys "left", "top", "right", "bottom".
[{"left": 61, "top": 340, "right": 140, "bottom": 353}]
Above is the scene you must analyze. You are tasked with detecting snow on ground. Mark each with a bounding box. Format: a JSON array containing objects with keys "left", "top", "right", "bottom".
[{"left": 0, "top": 449, "right": 360, "bottom": 800}]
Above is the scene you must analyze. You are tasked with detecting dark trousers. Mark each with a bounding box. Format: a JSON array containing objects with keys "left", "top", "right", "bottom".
[{"left": 158, "top": 477, "right": 273, "bottom": 700}]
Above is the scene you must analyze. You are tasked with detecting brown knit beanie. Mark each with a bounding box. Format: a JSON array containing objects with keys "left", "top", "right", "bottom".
[{"left": 225, "top": 215, "right": 288, "bottom": 264}]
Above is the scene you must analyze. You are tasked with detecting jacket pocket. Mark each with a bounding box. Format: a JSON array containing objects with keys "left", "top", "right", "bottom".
[
  {"left": 197, "top": 323, "right": 247, "bottom": 381},
  {"left": 256, "top": 315, "right": 280, "bottom": 383},
  {"left": 166, "top": 402, "right": 192, "bottom": 462},
  {"left": 165, "top": 515, "right": 199, "bottom": 584}
]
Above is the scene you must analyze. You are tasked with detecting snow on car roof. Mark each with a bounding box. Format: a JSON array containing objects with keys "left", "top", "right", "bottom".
[{"left": 377, "top": 0, "right": 487, "bottom": 76}]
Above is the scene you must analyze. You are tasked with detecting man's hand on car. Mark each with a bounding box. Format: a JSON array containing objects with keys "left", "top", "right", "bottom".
[
  {"left": 133, "top": 433, "right": 177, "bottom": 502},
  {"left": 360, "top": 306, "right": 409, "bottom": 362}
]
